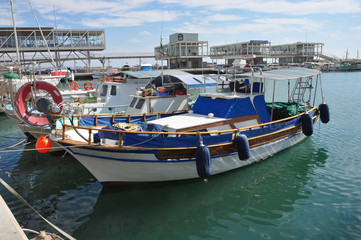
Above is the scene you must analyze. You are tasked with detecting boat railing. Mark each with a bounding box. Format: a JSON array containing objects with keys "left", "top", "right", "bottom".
[
  {"left": 63, "top": 109, "right": 188, "bottom": 126},
  {"left": 59, "top": 107, "right": 318, "bottom": 147}
]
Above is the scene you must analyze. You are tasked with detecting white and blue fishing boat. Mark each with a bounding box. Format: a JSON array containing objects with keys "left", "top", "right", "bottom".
[
  {"left": 47, "top": 67, "right": 329, "bottom": 185},
  {"left": 0, "top": 68, "right": 217, "bottom": 141}
]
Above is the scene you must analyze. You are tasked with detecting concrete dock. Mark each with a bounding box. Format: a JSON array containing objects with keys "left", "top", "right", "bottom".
[{"left": 0, "top": 194, "right": 28, "bottom": 240}]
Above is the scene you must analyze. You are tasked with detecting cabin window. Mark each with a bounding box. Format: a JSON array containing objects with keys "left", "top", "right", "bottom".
[
  {"left": 129, "top": 97, "right": 137, "bottom": 108},
  {"left": 110, "top": 86, "right": 117, "bottom": 96},
  {"left": 100, "top": 85, "right": 108, "bottom": 96},
  {"left": 135, "top": 99, "right": 145, "bottom": 109}
]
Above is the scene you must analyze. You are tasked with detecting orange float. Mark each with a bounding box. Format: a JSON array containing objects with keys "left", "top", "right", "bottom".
[{"left": 35, "top": 134, "right": 52, "bottom": 153}]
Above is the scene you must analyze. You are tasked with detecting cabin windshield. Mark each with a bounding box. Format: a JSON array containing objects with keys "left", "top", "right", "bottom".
[
  {"left": 129, "top": 97, "right": 137, "bottom": 108},
  {"left": 110, "top": 86, "right": 117, "bottom": 96},
  {"left": 135, "top": 99, "right": 145, "bottom": 109},
  {"left": 100, "top": 85, "right": 108, "bottom": 97}
]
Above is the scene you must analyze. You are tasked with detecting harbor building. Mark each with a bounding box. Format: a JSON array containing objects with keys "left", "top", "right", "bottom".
[
  {"left": 0, "top": 27, "right": 331, "bottom": 72},
  {"left": 154, "top": 33, "right": 208, "bottom": 69},
  {"left": 210, "top": 40, "right": 271, "bottom": 66},
  {"left": 269, "top": 42, "right": 324, "bottom": 65},
  {"left": 0, "top": 27, "right": 105, "bottom": 70},
  {"left": 210, "top": 40, "right": 325, "bottom": 66}
]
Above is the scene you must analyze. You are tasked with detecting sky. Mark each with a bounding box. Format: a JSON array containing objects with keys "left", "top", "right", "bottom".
[{"left": 1, "top": 0, "right": 361, "bottom": 67}]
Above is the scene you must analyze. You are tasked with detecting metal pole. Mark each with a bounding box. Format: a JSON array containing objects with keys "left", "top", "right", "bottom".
[
  {"left": 10, "top": 0, "right": 21, "bottom": 73},
  {"left": 271, "top": 79, "right": 276, "bottom": 121},
  {"left": 27, "top": 0, "right": 57, "bottom": 67}
]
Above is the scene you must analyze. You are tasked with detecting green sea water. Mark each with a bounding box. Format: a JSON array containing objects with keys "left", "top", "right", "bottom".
[{"left": 1, "top": 71, "right": 361, "bottom": 239}]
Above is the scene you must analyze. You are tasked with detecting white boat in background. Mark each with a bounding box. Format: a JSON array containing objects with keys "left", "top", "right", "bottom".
[
  {"left": 140, "top": 63, "right": 153, "bottom": 70},
  {"left": 0, "top": 69, "right": 218, "bottom": 141},
  {"left": 45, "top": 67, "right": 330, "bottom": 185},
  {"left": 125, "top": 74, "right": 217, "bottom": 114}
]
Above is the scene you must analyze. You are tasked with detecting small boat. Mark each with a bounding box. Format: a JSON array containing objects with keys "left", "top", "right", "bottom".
[
  {"left": 140, "top": 63, "right": 153, "bottom": 71},
  {"left": 92, "top": 70, "right": 103, "bottom": 80},
  {"left": 48, "top": 67, "right": 329, "bottom": 185},
  {"left": 0, "top": 70, "right": 217, "bottom": 141}
]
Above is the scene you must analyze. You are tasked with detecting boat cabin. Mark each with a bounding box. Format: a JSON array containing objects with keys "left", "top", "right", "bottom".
[
  {"left": 69, "top": 81, "right": 137, "bottom": 114},
  {"left": 126, "top": 74, "right": 217, "bottom": 114}
]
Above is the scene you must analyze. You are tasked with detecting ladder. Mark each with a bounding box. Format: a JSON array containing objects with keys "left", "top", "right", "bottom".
[{"left": 291, "top": 77, "right": 313, "bottom": 107}]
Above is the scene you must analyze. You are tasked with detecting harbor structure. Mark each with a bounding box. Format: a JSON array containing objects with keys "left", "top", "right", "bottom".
[
  {"left": 0, "top": 27, "right": 340, "bottom": 71},
  {"left": 269, "top": 42, "right": 325, "bottom": 65},
  {"left": 0, "top": 27, "right": 105, "bottom": 70},
  {"left": 210, "top": 40, "right": 325, "bottom": 66},
  {"left": 210, "top": 40, "right": 271, "bottom": 66},
  {"left": 154, "top": 33, "right": 209, "bottom": 69}
]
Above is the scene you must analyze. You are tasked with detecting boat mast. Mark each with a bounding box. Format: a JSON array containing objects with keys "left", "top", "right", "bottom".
[
  {"left": 10, "top": 0, "right": 21, "bottom": 73},
  {"left": 160, "top": 12, "right": 164, "bottom": 86},
  {"left": 27, "top": 0, "right": 57, "bottom": 68}
]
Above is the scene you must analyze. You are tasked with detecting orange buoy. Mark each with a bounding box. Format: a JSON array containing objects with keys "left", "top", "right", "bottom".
[
  {"left": 70, "top": 81, "right": 79, "bottom": 90},
  {"left": 36, "top": 134, "right": 52, "bottom": 153},
  {"left": 83, "top": 81, "right": 93, "bottom": 90}
]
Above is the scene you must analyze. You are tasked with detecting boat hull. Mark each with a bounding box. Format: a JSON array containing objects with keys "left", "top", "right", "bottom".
[{"left": 60, "top": 130, "right": 307, "bottom": 184}]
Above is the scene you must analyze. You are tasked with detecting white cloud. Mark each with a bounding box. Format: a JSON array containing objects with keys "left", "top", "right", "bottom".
[
  {"left": 131, "top": 38, "right": 143, "bottom": 43},
  {"left": 207, "top": 14, "right": 243, "bottom": 22},
  {"left": 81, "top": 10, "right": 182, "bottom": 27},
  {"left": 0, "top": 2, "right": 30, "bottom": 26},
  {"left": 30, "top": 0, "right": 154, "bottom": 15},
  {"left": 140, "top": 31, "right": 151, "bottom": 36},
  {"left": 160, "top": 0, "right": 361, "bottom": 15},
  {"left": 351, "top": 26, "right": 361, "bottom": 31},
  {"left": 175, "top": 17, "right": 323, "bottom": 36}
]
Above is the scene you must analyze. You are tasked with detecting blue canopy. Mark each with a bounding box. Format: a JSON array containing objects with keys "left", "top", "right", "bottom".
[
  {"left": 192, "top": 96, "right": 257, "bottom": 119},
  {"left": 253, "top": 95, "right": 271, "bottom": 123},
  {"left": 151, "top": 75, "right": 217, "bottom": 88}
]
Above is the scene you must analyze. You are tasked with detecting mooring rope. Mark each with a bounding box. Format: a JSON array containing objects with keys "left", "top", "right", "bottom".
[
  {"left": 0, "top": 143, "right": 91, "bottom": 153},
  {"left": 0, "top": 177, "right": 76, "bottom": 240}
]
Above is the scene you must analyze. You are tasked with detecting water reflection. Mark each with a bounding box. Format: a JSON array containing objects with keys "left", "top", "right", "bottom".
[
  {"left": 1, "top": 138, "right": 102, "bottom": 235},
  {"left": 0, "top": 112, "right": 330, "bottom": 239},
  {"left": 74, "top": 138, "right": 328, "bottom": 240}
]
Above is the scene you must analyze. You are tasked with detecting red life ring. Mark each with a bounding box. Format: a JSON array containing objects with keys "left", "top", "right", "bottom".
[
  {"left": 84, "top": 81, "right": 93, "bottom": 90},
  {"left": 15, "top": 81, "right": 63, "bottom": 126},
  {"left": 70, "top": 81, "right": 79, "bottom": 90}
]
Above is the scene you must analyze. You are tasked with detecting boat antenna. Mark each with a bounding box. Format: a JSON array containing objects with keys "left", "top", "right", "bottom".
[
  {"left": 9, "top": 0, "right": 21, "bottom": 74},
  {"left": 27, "top": 0, "right": 57, "bottom": 68},
  {"left": 54, "top": 5, "right": 57, "bottom": 30},
  {"left": 160, "top": 10, "right": 164, "bottom": 85}
]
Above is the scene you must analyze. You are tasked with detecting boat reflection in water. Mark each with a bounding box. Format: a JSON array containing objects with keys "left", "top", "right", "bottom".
[
  {"left": 73, "top": 137, "right": 328, "bottom": 239},
  {"left": 6, "top": 141, "right": 102, "bottom": 235}
]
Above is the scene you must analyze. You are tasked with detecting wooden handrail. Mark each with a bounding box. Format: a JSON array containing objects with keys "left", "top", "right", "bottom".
[{"left": 61, "top": 107, "right": 318, "bottom": 138}]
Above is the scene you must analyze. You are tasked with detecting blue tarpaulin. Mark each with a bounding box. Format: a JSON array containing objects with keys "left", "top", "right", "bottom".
[
  {"left": 192, "top": 96, "right": 257, "bottom": 119},
  {"left": 253, "top": 95, "right": 271, "bottom": 123}
]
